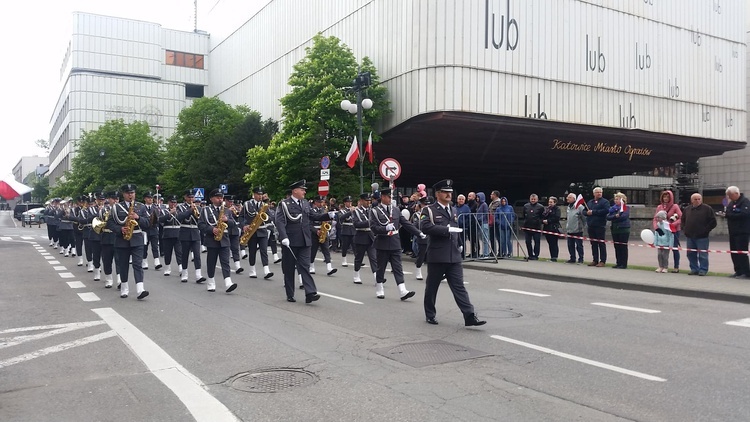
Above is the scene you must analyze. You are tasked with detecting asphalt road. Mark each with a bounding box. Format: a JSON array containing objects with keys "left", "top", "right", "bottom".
[{"left": 1, "top": 211, "right": 749, "bottom": 422}]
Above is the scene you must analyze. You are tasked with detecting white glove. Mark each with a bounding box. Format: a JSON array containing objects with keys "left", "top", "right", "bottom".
[
  {"left": 459, "top": 246, "right": 464, "bottom": 254},
  {"left": 328, "top": 211, "right": 337, "bottom": 219},
  {"left": 281, "top": 238, "right": 290, "bottom": 247},
  {"left": 385, "top": 223, "right": 396, "bottom": 231},
  {"left": 448, "top": 227, "right": 463, "bottom": 233},
  {"left": 419, "top": 232, "right": 427, "bottom": 239}
]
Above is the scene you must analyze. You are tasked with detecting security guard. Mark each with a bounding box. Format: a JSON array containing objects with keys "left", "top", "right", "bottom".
[
  {"left": 105, "top": 184, "right": 151, "bottom": 299},
  {"left": 275, "top": 179, "right": 335, "bottom": 303},
  {"left": 420, "top": 179, "right": 486, "bottom": 326},
  {"left": 198, "top": 189, "right": 238, "bottom": 293},
  {"left": 243, "top": 187, "right": 273, "bottom": 279},
  {"left": 309, "top": 195, "right": 337, "bottom": 276},
  {"left": 159, "top": 195, "right": 183, "bottom": 276},
  {"left": 176, "top": 189, "right": 206, "bottom": 283},
  {"left": 351, "top": 193, "right": 378, "bottom": 284},
  {"left": 370, "top": 188, "right": 424, "bottom": 300}
]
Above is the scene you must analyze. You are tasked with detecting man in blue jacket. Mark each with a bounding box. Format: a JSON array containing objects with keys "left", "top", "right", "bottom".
[{"left": 585, "top": 187, "right": 610, "bottom": 267}]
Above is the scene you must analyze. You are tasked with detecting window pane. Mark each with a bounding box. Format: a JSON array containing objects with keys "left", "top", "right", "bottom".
[
  {"left": 165, "top": 50, "right": 175, "bottom": 65},
  {"left": 195, "top": 55, "right": 204, "bottom": 69},
  {"left": 186, "top": 54, "right": 195, "bottom": 68},
  {"left": 175, "top": 52, "right": 185, "bottom": 66}
]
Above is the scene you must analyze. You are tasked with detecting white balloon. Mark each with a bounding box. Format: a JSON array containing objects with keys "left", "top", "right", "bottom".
[
  {"left": 640, "top": 229, "right": 655, "bottom": 245},
  {"left": 401, "top": 209, "right": 411, "bottom": 220}
]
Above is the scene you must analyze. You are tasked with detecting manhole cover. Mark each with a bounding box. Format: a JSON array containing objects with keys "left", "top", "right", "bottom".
[
  {"left": 228, "top": 369, "right": 318, "bottom": 393},
  {"left": 372, "top": 340, "right": 491, "bottom": 368}
]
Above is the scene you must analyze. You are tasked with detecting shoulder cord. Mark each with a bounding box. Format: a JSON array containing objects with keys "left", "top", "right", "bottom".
[
  {"left": 372, "top": 206, "right": 390, "bottom": 226},
  {"left": 112, "top": 203, "right": 128, "bottom": 225},
  {"left": 204, "top": 205, "right": 218, "bottom": 227},
  {"left": 281, "top": 200, "right": 302, "bottom": 222}
]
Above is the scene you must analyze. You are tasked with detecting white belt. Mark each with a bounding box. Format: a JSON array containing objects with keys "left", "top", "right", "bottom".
[
  {"left": 164, "top": 226, "right": 180, "bottom": 230},
  {"left": 356, "top": 228, "right": 371, "bottom": 232},
  {"left": 342, "top": 223, "right": 354, "bottom": 226},
  {"left": 181, "top": 224, "right": 198, "bottom": 228}
]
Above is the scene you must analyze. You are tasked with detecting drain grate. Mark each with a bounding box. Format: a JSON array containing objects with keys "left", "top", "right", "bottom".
[
  {"left": 372, "top": 340, "right": 491, "bottom": 368},
  {"left": 227, "top": 368, "right": 318, "bottom": 393}
]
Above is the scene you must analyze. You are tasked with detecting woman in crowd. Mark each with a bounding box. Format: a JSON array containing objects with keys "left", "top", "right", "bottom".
[
  {"left": 652, "top": 190, "right": 682, "bottom": 273},
  {"left": 607, "top": 192, "right": 631, "bottom": 269},
  {"left": 541, "top": 196, "right": 561, "bottom": 262}
]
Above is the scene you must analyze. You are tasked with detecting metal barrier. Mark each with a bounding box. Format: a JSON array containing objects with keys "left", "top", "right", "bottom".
[{"left": 457, "top": 212, "right": 526, "bottom": 262}]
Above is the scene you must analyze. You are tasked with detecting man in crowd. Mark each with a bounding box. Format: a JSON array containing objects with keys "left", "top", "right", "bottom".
[
  {"left": 722, "top": 186, "right": 750, "bottom": 278},
  {"left": 681, "top": 193, "right": 717, "bottom": 276},
  {"left": 586, "top": 187, "right": 610, "bottom": 267}
]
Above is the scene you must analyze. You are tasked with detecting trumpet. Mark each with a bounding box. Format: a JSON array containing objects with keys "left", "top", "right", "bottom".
[{"left": 192, "top": 202, "right": 200, "bottom": 218}]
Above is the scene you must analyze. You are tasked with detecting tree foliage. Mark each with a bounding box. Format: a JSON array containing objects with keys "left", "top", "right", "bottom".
[
  {"left": 162, "top": 97, "right": 276, "bottom": 197},
  {"left": 51, "top": 120, "right": 163, "bottom": 198},
  {"left": 31, "top": 175, "right": 49, "bottom": 202},
  {"left": 246, "top": 34, "right": 390, "bottom": 199}
]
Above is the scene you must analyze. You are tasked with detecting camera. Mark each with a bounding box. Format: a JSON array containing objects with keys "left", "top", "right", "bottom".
[{"left": 669, "top": 214, "right": 678, "bottom": 222}]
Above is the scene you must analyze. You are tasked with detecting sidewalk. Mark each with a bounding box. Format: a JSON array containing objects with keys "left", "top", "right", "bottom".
[{"left": 460, "top": 237, "right": 750, "bottom": 304}]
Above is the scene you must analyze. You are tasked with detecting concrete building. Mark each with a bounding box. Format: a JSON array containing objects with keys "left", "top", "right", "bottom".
[
  {"left": 12, "top": 156, "right": 48, "bottom": 184},
  {"left": 47, "top": 13, "right": 209, "bottom": 185}
]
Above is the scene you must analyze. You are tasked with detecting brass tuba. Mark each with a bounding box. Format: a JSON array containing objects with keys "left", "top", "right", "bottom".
[
  {"left": 240, "top": 203, "right": 269, "bottom": 246},
  {"left": 214, "top": 205, "right": 228, "bottom": 241},
  {"left": 318, "top": 221, "right": 331, "bottom": 244},
  {"left": 122, "top": 201, "right": 139, "bottom": 241}
]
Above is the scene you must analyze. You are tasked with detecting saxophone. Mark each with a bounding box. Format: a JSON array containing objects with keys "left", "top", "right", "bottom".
[
  {"left": 240, "top": 203, "right": 269, "bottom": 246},
  {"left": 122, "top": 201, "right": 139, "bottom": 241},
  {"left": 318, "top": 221, "right": 331, "bottom": 244},
  {"left": 214, "top": 205, "right": 228, "bottom": 241}
]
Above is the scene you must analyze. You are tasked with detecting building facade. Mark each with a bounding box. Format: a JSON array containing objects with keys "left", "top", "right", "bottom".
[
  {"left": 12, "top": 156, "right": 49, "bottom": 184},
  {"left": 47, "top": 13, "right": 209, "bottom": 185}
]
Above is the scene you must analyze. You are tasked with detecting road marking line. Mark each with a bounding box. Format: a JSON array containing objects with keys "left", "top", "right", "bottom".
[
  {"left": 92, "top": 307, "right": 239, "bottom": 422},
  {"left": 0, "top": 321, "right": 106, "bottom": 348},
  {"left": 78, "top": 292, "right": 100, "bottom": 302},
  {"left": 40, "top": 252, "right": 51, "bottom": 255},
  {"left": 0, "top": 237, "right": 11, "bottom": 241},
  {"left": 498, "top": 289, "right": 550, "bottom": 297},
  {"left": 44, "top": 256, "right": 54, "bottom": 260},
  {"left": 59, "top": 272, "right": 75, "bottom": 278},
  {"left": 21, "top": 236, "right": 34, "bottom": 240},
  {"left": 53, "top": 266, "right": 66, "bottom": 271},
  {"left": 318, "top": 292, "right": 363, "bottom": 304},
  {"left": 66, "top": 281, "right": 86, "bottom": 288},
  {"left": 725, "top": 318, "right": 750, "bottom": 328},
  {"left": 490, "top": 335, "right": 666, "bottom": 382},
  {"left": 591, "top": 303, "right": 661, "bottom": 314},
  {"left": 48, "top": 260, "right": 60, "bottom": 264},
  {"left": 0, "top": 331, "right": 116, "bottom": 369}
]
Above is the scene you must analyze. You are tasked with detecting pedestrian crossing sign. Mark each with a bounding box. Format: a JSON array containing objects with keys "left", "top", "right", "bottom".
[{"left": 193, "top": 188, "right": 204, "bottom": 200}]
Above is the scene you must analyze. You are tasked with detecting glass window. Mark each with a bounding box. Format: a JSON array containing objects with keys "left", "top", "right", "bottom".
[
  {"left": 186, "top": 54, "right": 195, "bottom": 68},
  {"left": 195, "top": 55, "right": 204, "bottom": 69},
  {"left": 166, "top": 50, "right": 175, "bottom": 65},
  {"left": 175, "top": 52, "right": 185, "bottom": 67}
]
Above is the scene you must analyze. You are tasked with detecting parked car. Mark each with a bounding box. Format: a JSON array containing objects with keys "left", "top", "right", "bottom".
[
  {"left": 21, "top": 207, "right": 46, "bottom": 227},
  {"left": 14, "top": 203, "right": 43, "bottom": 220}
]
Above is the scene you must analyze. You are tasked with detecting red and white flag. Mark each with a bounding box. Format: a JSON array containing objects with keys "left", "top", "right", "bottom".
[
  {"left": 365, "top": 132, "right": 373, "bottom": 163},
  {"left": 345, "top": 136, "right": 359, "bottom": 168},
  {"left": 0, "top": 174, "right": 32, "bottom": 199},
  {"left": 621, "top": 200, "right": 628, "bottom": 213},
  {"left": 574, "top": 194, "right": 586, "bottom": 209}
]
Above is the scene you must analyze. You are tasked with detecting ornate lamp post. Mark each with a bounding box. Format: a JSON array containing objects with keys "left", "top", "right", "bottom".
[{"left": 340, "top": 71, "right": 373, "bottom": 194}]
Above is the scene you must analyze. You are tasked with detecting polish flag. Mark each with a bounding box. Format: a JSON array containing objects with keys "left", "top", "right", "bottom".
[
  {"left": 346, "top": 136, "right": 359, "bottom": 168},
  {"left": 0, "top": 175, "right": 32, "bottom": 199},
  {"left": 365, "top": 132, "right": 373, "bottom": 163},
  {"left": 621, "top": 200, "right": 628, "bottom": 213},
  {"left": 574, "top": 194, "right": 586, "bottom": 209}
]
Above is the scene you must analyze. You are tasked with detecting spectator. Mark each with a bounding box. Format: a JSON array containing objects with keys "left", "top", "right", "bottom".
[
  {"left": 565, "top": 193, "right": 586, "bottom": 264},
  {"left": 586, "top": 187, "right": 610, "bottom": 267},
  {"left": 542, "top": 196, "right": 561, "bottom": 261},
  {"left": 522, "top": 194, "right": 544, "bottom": 260},
  {"left": 496, "top": 196, "right": 515, "bottom": 258},
  {"left": 681, "top": 193, "right": 717, "bottom": 276},
  {"left": 722, "top": 186, "right": 750, "bottom": 278},
  {"left": 606, "top": 192, "right": 631, "bottom": 269},
  {"left": 466, "top": 192, "right": 480, "bottom": 258},
  {"left": 455, "top": 194, "right": 471, "bottom": 258},
  {"left": 488, "top": 191, "right": 502, "bottom": 255},
  {"left": 652, "top": 190, "right": 682, "bottom": 273},
  {"left": 654, "top": 210, "right": 674, "bottom": 273},
  {"left": 476, "top": 192, "right": 490, "bottom": 257}
]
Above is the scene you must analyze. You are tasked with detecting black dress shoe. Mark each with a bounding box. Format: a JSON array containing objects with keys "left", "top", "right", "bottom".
[
  {"left": 299, "top": 284, "right": 305, "bottom": 289},
  {"left": 464, "top": 313, "right": 487, "bottom": 327},
  {"left": 236, "top": 267, "right": 244, "bottom": 274},
  {"left": 327, "top": 268, "right": 337, "bottom": 276},
  {"left": 264, "top": 272, "right": 274, "bottom": 279},
  {"left": 155, "top": 264, "right": 162, "bottom": 270},
  {"left": 274, "top": 258, "right": 282, "bottom": 264},
  {"left": 400, "top": 291, "right": 416, "bottom": 301},
  {"left": 226, "top": 283, "right": 237, "bottom": 293},
  {"left": 137, "top": 291, "right": 149, "bottom": 300},
  {"left": 196, "top": 277, "right": 206, "bottom": 284},
  {"left": 426, "top": 317, "right": 439, "bottom": 325},
  {"left": 305, "top": 293, "right": 320, "bottom": 303},
  {"left": 287, "top": 297, "right": 296, "bottom": 302}
]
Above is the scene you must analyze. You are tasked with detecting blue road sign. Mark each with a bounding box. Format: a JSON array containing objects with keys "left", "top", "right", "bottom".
[
  {"left": 220, "top": 184, "right": 228, "bottom": 194},
  {"left": 193, "top": 188, "right": 205, "bottom": 201}
]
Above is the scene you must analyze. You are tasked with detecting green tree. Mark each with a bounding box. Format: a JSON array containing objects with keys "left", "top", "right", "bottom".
[
  {"left": 51, "top": 119, "right": 164, "bottom": 197},
  {"left": 162, "top": 97, "right": 276, "bottom": 197},
  {"left": 246, "top": 34, "right": 390, "bottom": 199},
  {"left": 31, "top": 175, "right": 49, "bottom": 202}
]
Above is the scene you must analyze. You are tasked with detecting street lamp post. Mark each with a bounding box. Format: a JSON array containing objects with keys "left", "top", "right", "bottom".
[{"left": 340, "top": 71, "right": 373, "bottom": 194}]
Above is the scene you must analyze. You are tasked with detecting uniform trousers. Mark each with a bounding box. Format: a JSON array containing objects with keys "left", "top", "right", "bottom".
[
  {"left": 90, "top": 240, "right": 102, "bottom": 269},
  {"left": 268, "top": 230, "right": 278, "bottom": 255},
  {"left": 310, "top": 237, "right": 332, "bottom": 264},
  {"left": 375, "top": 250, "right": 405, "bottom": 285},
  {"left": 354, "top": 243, "right": 378, "bottom": 273},
  {"left": 116, "top": 245, "right": 144, "bottom": 283},
  {"left": 282, "top": 245, "right": 317, "bottom": 298},
  {"left": 181, "top": 240, "right": 202, "bottom": 269},
  {"left": 83, "top": 237, "right": 93, "bottom": 261},
  {"left": 47, "top": 224, "right": 58, "bottom": 242},
  {"left": 340, "top": 234, "right": 354, "bottom": 257},
  {"left": 423, "top": 262, "right": 474, "bottom": 320},
  {"left": 415, "top": 243, "right": 428, "bottom": 268},
  {"left": 161, "top": 238, "right": 183, "bottom": 266},
  {"left": 101, "top": 243, "right": 119, "bottom": 275},
  {"left": 248, "top": 236, "right": 269, "bottom": 266},
  {"left": 206, "top": 246, "right": 231, "bottom": 279},
  {"left": 74, "top": 230, "right": 84, "bottom": 256},
  {"left": 229, "top": 235, "right": 241, "bottom": 262},
  {"left": 58, "top": 229, "right": 73, "bottom": 250},
  {"left": 143, "top": 233, "right": 160, "bottom": 260}
]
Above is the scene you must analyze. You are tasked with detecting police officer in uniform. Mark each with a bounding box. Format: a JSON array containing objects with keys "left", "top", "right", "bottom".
[
  {"left": 420, "top": 179, "right": 486, "bottom": 326},
  {"left": 243, "top": 187, "right": 273, "bottom": 279},
  {"left": 370, "top": 188, "right": 424, "bottom": 300},
  {"left": 275, "top": 180, "right": 335, "bottom": 303},
  {"left": 106, "top": 184, "right": 150, "bottom": 299},
  {"left": 309, "top": 195, "right": 337, "bottom": 276},
  {"left": 351, "top": 193, "right": 378, "bottom": 284},
  {"left": 159, "top": 195, "right": 183, "bottom": 276},
  {"left": 198, "top": 189, "right": 238, "bottom": 293},
  {"left": 177, "top": 189, "right": 206, "bottom": 283},
  {"left": 337, "top": 196, "right": 356, "bottom": 268},
  {"left": 141, "top": 191, "right": 162, "bottom": 270}
]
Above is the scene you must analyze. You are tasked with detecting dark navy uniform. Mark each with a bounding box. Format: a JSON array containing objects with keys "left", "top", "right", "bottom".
[
  {"left": 337, "top": 196, "right": 356, "bottom": 267},
  {"left": 275, "top": 180, "right": 333, "bottom": 303},
  {"left": 99, "top": 192, "right": 121, "bottom": 288},
  {"left": 176, "top": 190, "right": 205, "bottom": 283},
  {"left": 86, "top": 194, "right": 105, "bottom": 281},
  {"left": 309, "top": 196, "right": 337, "bottom": 276},
  {"left": 412, "top": 197, "right": 433, "bottom": 280},
  {"left": 369, "top": 189, "right": 422, "bottom": 300},
  {"left": 159, "top": 196, "right": 183, "bottom": 276},
  {"left": 44, "top": 200, "right": 60, "bottom": 247},
  {"left": 351, "top": 193, "right": 378, "bottom": 284},
  {"left": 198, "top": 189, "right": 238, "bottom": 293},
  {"left": 242, "top": 187, "right": 272, "bottom": 279},
  {"left": 141, "top": 192, "right": 162, "bottom": 270},
  {"left": 420, "top": 179, "right": 485, "bottom": 327},
  {"left": 105, "top": 184, "right": 150, "bottom": 299},
  {"left": 227, "top": 197, "right": 244, "bottom": 274}
]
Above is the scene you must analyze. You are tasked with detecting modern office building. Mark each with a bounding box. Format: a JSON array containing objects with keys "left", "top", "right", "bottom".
[
  {"left": 47, "top": 13, "right": 209, "bottom": 185},
  {"left": 12, "top": 156, "right": 49, "bottom": 184}
]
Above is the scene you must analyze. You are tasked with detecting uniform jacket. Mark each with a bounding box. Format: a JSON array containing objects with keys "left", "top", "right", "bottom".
[
  {"left": 44, "top": 206, "right": 59, "bottom": 225},
  {"left": 275, "top": 197, "right": 331, "bottom": 247},
  {"left": 99, "top": 204, "right": 116, "bottom": 245},
  {"left": 142, "top": 204, "right": 161, "bottom": 236},
  {"left": 352, "top": 206, "right": 375, "bottom": 245},
  {"left": 242, "top": 199, "right": 269, "bottom": 238},
  {"left": 199, "top": 204, "right": 236, "bottom": 248},
  {"left": 370, "top": 203, "right": 421, "bottom": 251},
  {"left": 420, "top": 202, "right": 463, "bottom": 264},
  {"left": 176, "top": 202, "right": 202, "bottom": 241},
  {"left": 86, "top": 205, "right": 102, "bottom": 241},
  {"left": 159, "top": 205, "right": 182, "bottom": 239},
  {"left": 105, "top": 201, "right": 150, "bottom": 248},
  {"left": 412, "top": 209, "right": 429, "bottom": 245},
  {"left": 56, "top": 207, "right": 75, "bottom": 230},
  {"left": 336, "top": 209, "right": 356, "bottom": 236}
]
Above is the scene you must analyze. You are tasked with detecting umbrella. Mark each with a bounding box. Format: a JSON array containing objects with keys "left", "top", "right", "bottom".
[{"left": 0, "top": 174, "right": 33, "bottom": 199}]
